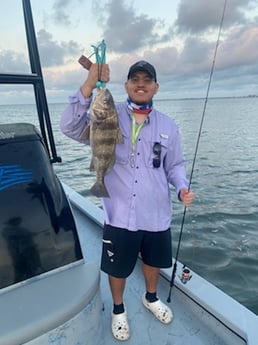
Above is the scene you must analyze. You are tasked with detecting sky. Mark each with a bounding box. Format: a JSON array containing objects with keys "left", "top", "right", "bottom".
[{"left": 0, "top": 0, "right": 258, "bottom": 104}]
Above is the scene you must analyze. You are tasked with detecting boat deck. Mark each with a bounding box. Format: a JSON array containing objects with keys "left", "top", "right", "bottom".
[{"left": 71, "top": 197, "right": 247, "bottom": 345}]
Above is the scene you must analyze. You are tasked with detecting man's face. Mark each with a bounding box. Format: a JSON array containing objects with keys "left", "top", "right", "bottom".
[{"left": 125, "top": 71, "right": 159, "bottom": 105}]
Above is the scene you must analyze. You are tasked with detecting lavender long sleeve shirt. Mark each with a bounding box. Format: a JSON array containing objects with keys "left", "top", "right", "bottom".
[{"left": 60, "top": 89, "right": 189, "bottom": 232}]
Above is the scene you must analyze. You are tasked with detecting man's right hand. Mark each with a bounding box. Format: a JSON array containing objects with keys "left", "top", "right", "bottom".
[{"left": 81, "top": 63, "right": 110, "bottom": 97}]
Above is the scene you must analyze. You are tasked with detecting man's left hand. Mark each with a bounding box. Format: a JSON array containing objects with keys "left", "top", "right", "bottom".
[{"left": 179, "top": 188, "right": 195, "bottom": 207}]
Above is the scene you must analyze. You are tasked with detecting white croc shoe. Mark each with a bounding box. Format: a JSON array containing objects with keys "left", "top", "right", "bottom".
[
  {"left": 111, "top": 311, "right": 130, "bottom": 341},
  {"left": 142, "top": 294, "right": 173, "bottom": 324}
]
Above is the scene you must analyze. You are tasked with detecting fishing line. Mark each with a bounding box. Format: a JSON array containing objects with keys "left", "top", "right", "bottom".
[{"left": 167, "top": 0, "right": 227, "bottom": 303}]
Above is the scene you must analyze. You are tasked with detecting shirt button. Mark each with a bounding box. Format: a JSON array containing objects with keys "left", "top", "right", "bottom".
[
  {"left": 135, "top": 180, "right": 138, "bottom": 183},
  {"left": 133, "top": 194, "right": 136, "bottom": 197}
]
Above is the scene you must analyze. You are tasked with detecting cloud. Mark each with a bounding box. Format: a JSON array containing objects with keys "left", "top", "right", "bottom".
[
  {"left": 37, "top": 29, "right": 81, "bottom": 67},
  {"left": 216, "top": 25, "right": 258, "bottom": 69},
  {"left": 176, "top": 37, "right": 213, "bottom": 75},
  {"left": 52, "top": 0, "right": 83, "bottom": 26},
  {"left": 92, "top": 0, "right": 173, "bottom": 53},
  {"left": 0, "top": 50, "right": 29, "bottom": 73},
  {"left": 1, "top": 0, "right": 258, "bottom": 103},
  {"left": 175, "top": 0, "right": 255, "bottom": 33},
  {"left": 52, "top": 0, "right": 71, "bottom": 26},
  {"left": 107, "top": 15, "right": 258, "bottom": 99}
]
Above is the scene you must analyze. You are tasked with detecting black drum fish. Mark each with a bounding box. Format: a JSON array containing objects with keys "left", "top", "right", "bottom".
[{"left": 81, "top": 88, "right": 123, "bottom": 197}]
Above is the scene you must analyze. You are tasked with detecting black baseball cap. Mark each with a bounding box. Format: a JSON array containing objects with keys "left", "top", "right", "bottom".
[{"left": 127, "top": 60, "right": 157, "bottom": 82}]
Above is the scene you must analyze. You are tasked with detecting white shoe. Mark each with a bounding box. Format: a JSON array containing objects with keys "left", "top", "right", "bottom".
[
  {"left": 111, "top": 310, "right": 130, "bottom": 341},
  {"left": 142, "top": 294, "right": 173, "bottom": 324}
]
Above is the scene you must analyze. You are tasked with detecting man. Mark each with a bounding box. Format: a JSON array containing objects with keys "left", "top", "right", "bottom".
[{"left": 60, "top": 60, "right": 194, "bottom": 341}]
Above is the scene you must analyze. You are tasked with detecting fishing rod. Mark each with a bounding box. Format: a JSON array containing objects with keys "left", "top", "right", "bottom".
[{"left": 167, "top": 0, "right": 228, "bottom": 303}]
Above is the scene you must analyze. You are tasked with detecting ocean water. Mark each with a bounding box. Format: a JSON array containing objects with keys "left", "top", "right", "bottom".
[{"left": 0, "top": 97, "right": 257, "bottom": 315}]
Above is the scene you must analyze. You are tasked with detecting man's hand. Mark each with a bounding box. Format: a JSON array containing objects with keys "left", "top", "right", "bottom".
[
  {"left": 179, "top": 188, "right": 194, "bottom": 207},
  {"left": 80, "top": 63, "right": 110, "bottom": 97}
]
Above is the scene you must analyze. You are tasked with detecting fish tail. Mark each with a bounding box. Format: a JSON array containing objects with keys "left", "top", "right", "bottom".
[{"left": 90, "top": 181, "right": 110, "bottom": 198}]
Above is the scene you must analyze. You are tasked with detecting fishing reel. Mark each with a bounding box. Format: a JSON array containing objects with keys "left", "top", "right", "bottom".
[{"left": 179, "top": 266, "right": 192, "bottom": 284}]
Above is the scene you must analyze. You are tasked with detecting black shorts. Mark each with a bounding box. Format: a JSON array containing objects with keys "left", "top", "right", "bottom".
[{"left": 101, "top": 224, "right": 172, "bottom": 278}]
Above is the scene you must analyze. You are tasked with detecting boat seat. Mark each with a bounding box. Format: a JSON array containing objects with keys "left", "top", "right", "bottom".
[{"left": 0, "top": 261, "right": 100, "bottom": 345}]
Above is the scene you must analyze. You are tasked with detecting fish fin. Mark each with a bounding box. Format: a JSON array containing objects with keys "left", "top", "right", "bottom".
[
  {"left": 92, "top": 121, "right": 99, "bottom": 131},
  {"left": 90, "top": 182, "right": 110, "bottom": 198},
  {"left": 117, "top": 128, "right": 124, "bottom": 144},
  {"left": 81, "top": 125, "right": 90, "bottom": 140}
]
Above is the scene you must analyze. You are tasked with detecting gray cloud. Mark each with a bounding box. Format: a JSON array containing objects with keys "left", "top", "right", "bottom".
[
  {"left": 52, "top": 0, "right": 83, "bottom": 26},
  {"left": 108, "top": 16, "right": 258, "bottom": 99},
  {"left": 177, "top": 37, "right": 213, "bottom": 75},
  {"left": 0, "top": 50, "right": 29, "bottom": 73},
  {"left": 216, "top": 24, "right": 258, "bottom": 69},
  {"left": 92, "top": 0, "right": 173, "bottom": 53},
  {"left": 52, "top": 0, "right": 71, "bottom": 26},
  {"left": 37, "top": 29, "right": 81, "bottom": 67},
  {"left": 175, "top": 0, "right": 255, "bottom": 33},
  {"left": 0, "top": 29, "right": 81, "bottom": 73}
]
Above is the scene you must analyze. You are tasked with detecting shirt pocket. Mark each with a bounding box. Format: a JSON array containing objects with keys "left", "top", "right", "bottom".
[
  {"left": 144, "top": 138, "right": 169, "bottom": 169},
  {"left": 115, "top": 133, "right": 130, "bottom": 165}
]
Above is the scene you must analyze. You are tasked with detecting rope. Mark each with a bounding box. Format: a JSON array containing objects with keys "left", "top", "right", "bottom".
[
  {"left": 167, "top": 0, "right": 228, "bottom": 303},
  {"left": 90, "top": 40, "right": 106, "bottom": 88},
  {"left": 97, "top": 43, "right": 106, "bottom": 87}
]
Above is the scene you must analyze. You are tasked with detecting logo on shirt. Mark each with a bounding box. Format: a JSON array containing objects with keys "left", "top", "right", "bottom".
[{"left": 160, "top": 133, "right": 168, "bottom": 139}]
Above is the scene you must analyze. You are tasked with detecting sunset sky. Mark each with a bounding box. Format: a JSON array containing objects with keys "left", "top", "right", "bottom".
[{"left": 1, "top": 0, "right": 258, "bottom": 104}]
